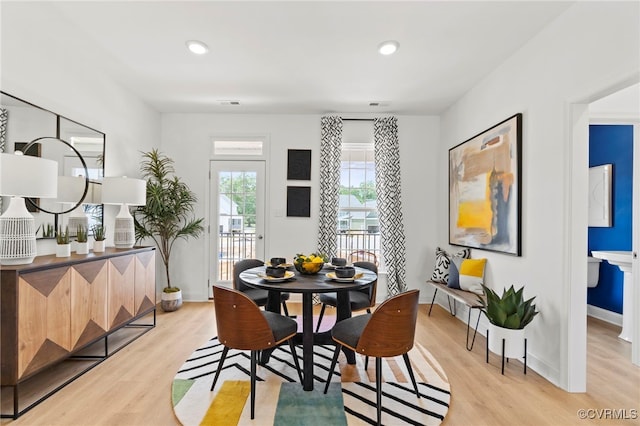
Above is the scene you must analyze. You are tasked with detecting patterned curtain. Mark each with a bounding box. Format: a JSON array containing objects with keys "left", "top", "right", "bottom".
[
  {"left": 374, "top": 117, "right": 407, "bottom": 295},
  {"left": 0, "top": 108, "right": 7, "bottom": 213},
  {"left": 317, "top": 116, "right": 342, "bottom": 257}
]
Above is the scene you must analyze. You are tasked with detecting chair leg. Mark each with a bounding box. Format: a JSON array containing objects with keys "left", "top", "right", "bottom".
[
  {"left": 402, "top": 353, "right": 420, "bottom": 398},
  {"left": 288, "top": 339, "right": 303, "bottom": 385},
  {"left": 282, "top": 300, "right": 290, "bottom": 317},
  {"left": 316, "top": 303, "right": 327, "bottom": 333},
  {"left": 210, "top": 346, "right": 229, "bottom": 391},
  {"left": 324, "top": 344, "right": 342, "bottom": 394},
  {"left": 376, "top": 357, "right": 382, "bottom": 426},
  {"left": 250, "top": 350, "right": 257, "bottom": 420}
]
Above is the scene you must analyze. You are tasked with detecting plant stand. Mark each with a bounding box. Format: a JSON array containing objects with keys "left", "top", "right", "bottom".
[{"left": 486, "top": 327, "right": 527, "bottom": 375}]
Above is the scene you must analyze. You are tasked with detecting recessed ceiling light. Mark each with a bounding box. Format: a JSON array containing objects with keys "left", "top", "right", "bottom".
[
  {"left": 378, "top": 40, "right": 399, "bottom": 56},
  {"left": 186, "top": 40, "right": 209, "bottom": 55}
]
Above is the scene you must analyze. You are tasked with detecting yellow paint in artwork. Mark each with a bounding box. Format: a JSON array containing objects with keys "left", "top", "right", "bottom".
[
  {"left": 457, "top": 200, "right": 492, "bottom": 231},
  {"left": 200, "top": 380, "right": 250, "bottom": 426}
]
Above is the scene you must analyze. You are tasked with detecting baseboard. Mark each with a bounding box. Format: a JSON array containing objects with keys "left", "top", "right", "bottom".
[{"left": 587, "top": 304, "right": 623, "bottom": 326}]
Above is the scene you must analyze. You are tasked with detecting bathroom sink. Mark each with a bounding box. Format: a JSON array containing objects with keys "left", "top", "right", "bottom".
[{"left": 591, "top": 251, "right": 632, "bottom": 272}]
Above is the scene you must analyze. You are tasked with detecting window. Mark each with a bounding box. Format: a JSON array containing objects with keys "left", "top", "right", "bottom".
[{"left": 337, "top": 142, "right": 380, "bottom": 262}]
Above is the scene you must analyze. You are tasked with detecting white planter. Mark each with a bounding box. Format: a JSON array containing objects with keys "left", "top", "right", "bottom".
[
  {"left": 76, "top": 242, "right": 89, "bottom": 255},
  {"left": 93, "top": 240, "right": 106, "bottom": 253},
  {"left": 487, "top": 323, "right": 525, "bottom": 359},
  {"left": 56, "top": 244, "right": 71, "bottom": 258},
  {"left": 161, "top": 289, "right": 183, "bottom": 312}
]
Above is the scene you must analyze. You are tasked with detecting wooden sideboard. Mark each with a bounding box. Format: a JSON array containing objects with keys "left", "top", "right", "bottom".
[{"left": 0, "top": 246, "right": 156, "bottom": 418}]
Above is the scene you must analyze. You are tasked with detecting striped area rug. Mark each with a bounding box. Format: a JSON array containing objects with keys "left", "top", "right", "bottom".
[{"left": 172, "top": 337, "right": 450, "bottom": 425}]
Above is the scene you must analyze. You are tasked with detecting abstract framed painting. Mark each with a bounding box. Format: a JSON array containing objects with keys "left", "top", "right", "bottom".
[{"left": 449, "top": 113, "right": 522, "bottom": 256}]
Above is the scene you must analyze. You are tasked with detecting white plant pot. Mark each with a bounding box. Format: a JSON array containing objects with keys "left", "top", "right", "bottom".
[
  {"left": 161, "top": 289, "right": 183, "bottom": 312},
  {"left": 76, "top": 242, "right": 89, "bottom": 255},
  {"left": 93, "top": 240, "right": 106, "bottom": 253},
  {"left": 487, "top": 323, "right": 526, "bottom": 359},
  {"left": 56, "top": 244, "right": 71, "bottom": 258}
]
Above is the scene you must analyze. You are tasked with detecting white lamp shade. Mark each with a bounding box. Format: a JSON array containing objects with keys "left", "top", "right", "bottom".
[
  {"left": 87, "top": 181, "right": 102, "bottom": 205},
  {"left": 57, "top": 176, "right": 86, "bottom": 204},
  {"left": 0, "top": 152, "right": 58, "bottom": 197},
  {"left": 102, "top": 177, "right": 146, "bottom": 206}
]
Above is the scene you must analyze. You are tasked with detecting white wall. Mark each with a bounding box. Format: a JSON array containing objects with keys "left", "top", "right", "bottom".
[
  {"left": 160, "top": 114, "right": 439, "bottom": 301},
  {"left": 1, "top": 2, "right": 161, "bottom": 252},
  {"left": 438, "top": 2, "right": 640, "bottom": 389}
]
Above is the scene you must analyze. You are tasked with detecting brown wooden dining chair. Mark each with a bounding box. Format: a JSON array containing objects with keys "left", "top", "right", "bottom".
[
  {"left": 315, "top": 261, "right": 378, "bottom": 332},
  {"left": 324, "top": 289, "right": 421, "bottom": 426},
  {"left": 233, "top": 258, "right": 291, "bottom": 316},
  {"left": 211, "top": 286, "right": 303, "bottom": 420},
  {"left": 347, "top": 250, "right": 379, "bottom": 266}
]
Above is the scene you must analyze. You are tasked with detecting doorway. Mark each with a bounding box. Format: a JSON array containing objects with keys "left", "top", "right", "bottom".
[{"left": 209, "top": 160, "right": 266, "bottom": 294}]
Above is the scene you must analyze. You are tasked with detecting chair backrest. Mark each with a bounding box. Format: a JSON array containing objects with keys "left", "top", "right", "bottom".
[
  {"left": 356, "top": 289, "right": 420, "bottom": 358},
  {"left": 348, "top": 250, "right": 378, "bottom": 266},
  {"left": 233, "top": 259, "right": 265, "bottom": 292},
  {"left": 353, "top": 261, "right": 378, "bottom": 308},
  {"left": 213, "top": 285, "right": 275, "bottom": 350}
]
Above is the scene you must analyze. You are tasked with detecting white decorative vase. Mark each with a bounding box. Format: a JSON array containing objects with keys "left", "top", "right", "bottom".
[
  {"left": 76, "top": 242, "right": 89, "bottom": 255},
  {"left": 161, "top": 289, "right": 183, "bottom": 312},
  {"left": 56, "top": 244, "right": 71, "bottom": 258},
  {"left": 487, "top": 323, "right": 525, "bottom": 359},
  {"left": 93, "top": 240, "right": 106, "bottom": 253}
]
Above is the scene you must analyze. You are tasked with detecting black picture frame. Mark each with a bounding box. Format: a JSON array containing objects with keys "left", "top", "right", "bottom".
[
  {"left": 448, "top": 113, "right": 522, "bottom": 256},
  {"left": 287, "top": 186, "right": 311, "bottom": 217},
  {"left": 287, "top": 149, "right": 312, "bottom": 180}
]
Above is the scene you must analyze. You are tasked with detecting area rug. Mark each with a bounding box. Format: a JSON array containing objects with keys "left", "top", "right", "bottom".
[{"left": 172, "top": 337, "right": 450, "bottom": 425}]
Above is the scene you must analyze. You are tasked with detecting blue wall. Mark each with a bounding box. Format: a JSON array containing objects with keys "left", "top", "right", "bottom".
[{"left": 588, "top": 125, "right": 634, "bottom": 314}]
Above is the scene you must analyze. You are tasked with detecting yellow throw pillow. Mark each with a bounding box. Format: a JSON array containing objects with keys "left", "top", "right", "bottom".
[{"left": 458, "top": 258, "right": 486, "bottom": 294}]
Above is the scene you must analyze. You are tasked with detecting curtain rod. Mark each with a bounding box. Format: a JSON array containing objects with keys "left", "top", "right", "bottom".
[{"left": 341, "top": 118, "right": 375, "bottom": 122}]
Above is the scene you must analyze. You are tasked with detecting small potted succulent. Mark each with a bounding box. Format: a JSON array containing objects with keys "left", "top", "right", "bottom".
[
  {"left": 75, "top": 225, "right": 89, "bottom": 254},
  {"left": 478, "top": 284, "right": 538, "bottom": 358},
  {"left": 56, "top": 226, "right": 71, "bottom": 257},
  {"left": 92, "top": 224, "right": 106, "bottom": 252}
]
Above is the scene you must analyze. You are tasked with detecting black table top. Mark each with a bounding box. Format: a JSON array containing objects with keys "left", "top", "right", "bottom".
[{"left": 239, "top": 265, "right": 376, "bottom": 294}]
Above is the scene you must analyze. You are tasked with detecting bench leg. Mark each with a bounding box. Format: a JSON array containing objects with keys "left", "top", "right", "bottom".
[
  {"left": 466, "top": 308, "right": 481, "bottom": 351},
  {"left": 447, "top": 296, "right": 457, "bottom": 316},
  {"left": 428, "top": 288, "right": 438, "bottom": 316}
]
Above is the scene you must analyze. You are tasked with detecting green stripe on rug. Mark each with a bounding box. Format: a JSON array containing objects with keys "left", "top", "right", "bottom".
[
  {"left": 274, "top": 382, "right": 347, "bottom": 426},
  {"left": 172, "top": 379, "right": 195, "bottom": 406},
  {"left": 200, "top": 380, "right": 250, "bottom": 426}
]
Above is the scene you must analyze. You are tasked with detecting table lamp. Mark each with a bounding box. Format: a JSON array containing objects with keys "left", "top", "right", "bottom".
[
  {"left": 0, "top": 152, "right": 58, "bottom": 265},
  {"left": 102, "top": 176, "right": 146, "bottom": 248}
]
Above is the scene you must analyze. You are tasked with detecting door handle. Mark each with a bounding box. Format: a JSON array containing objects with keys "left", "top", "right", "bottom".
[{"left": 258, "top": 235, "right": 264, "bottom": 240}]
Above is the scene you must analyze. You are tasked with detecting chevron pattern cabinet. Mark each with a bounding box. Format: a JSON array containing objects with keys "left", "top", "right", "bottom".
[{"left": 0, "top": 247, "right": 155, "bottom": 418}]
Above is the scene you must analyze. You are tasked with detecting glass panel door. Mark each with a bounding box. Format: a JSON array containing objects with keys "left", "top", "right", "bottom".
[{"left": 209, "top": 161, "right": 265, "bottom": 292}]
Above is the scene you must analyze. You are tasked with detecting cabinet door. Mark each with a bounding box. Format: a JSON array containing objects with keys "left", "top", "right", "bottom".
[
  {"left": 135, "top": 250, "right": 156, "bottom": 315},
  {"left": 18, "top": 267, "right": 71, "bottom": 380},
  {"left": 107, "top": 255, "right": 135, "bottom": 329},
  {"left": 70, "top": 259, "right": 108, "bottom": 350}
]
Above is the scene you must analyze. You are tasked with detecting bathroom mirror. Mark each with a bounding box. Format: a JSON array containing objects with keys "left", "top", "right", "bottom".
[{"left": 0, "top": 91, "right": 105, "bottom": 238}]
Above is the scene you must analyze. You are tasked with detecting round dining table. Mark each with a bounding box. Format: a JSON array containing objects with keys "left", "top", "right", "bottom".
[{"left": 240, "top": 265, "right": 377, "bottom": 391}]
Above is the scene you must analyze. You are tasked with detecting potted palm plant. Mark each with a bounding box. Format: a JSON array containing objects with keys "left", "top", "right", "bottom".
[
  {"left": 133, "top": 149, "right": 204, "bottom": 312},
  {"left": 478, "top": 284, "right": 538, "bottom": 359}
]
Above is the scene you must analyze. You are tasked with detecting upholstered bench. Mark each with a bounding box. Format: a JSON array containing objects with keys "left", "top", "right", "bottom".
[{"left": 425, "top": 280, "right": 486, "bottom": 351}]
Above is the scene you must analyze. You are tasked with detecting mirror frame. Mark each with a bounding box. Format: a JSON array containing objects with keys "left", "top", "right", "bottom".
[{"left": 0, "top": 91, "right": 106, "bottom": 236}]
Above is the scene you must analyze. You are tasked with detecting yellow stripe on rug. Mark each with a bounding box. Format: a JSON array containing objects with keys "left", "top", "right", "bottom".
[{"left": 200, "top": 380, "right": 250, "bottom": 426}]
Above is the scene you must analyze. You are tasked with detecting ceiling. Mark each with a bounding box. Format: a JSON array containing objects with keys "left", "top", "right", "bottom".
[{"left": 41, "top": 1, "right": 576, "bottom": 115}]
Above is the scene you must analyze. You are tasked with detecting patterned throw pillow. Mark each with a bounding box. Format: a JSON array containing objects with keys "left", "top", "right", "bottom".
[
  {"left": 430, "top": 247, "right": 471, "bottom": 283},
  {"left": 457, "top": 258, "right": 487, "bottom": 294}
]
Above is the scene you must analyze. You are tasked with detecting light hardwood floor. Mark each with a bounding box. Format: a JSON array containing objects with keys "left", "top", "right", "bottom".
[{"left": 3, "top": 302, "right": 639, "bottom": 426}]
